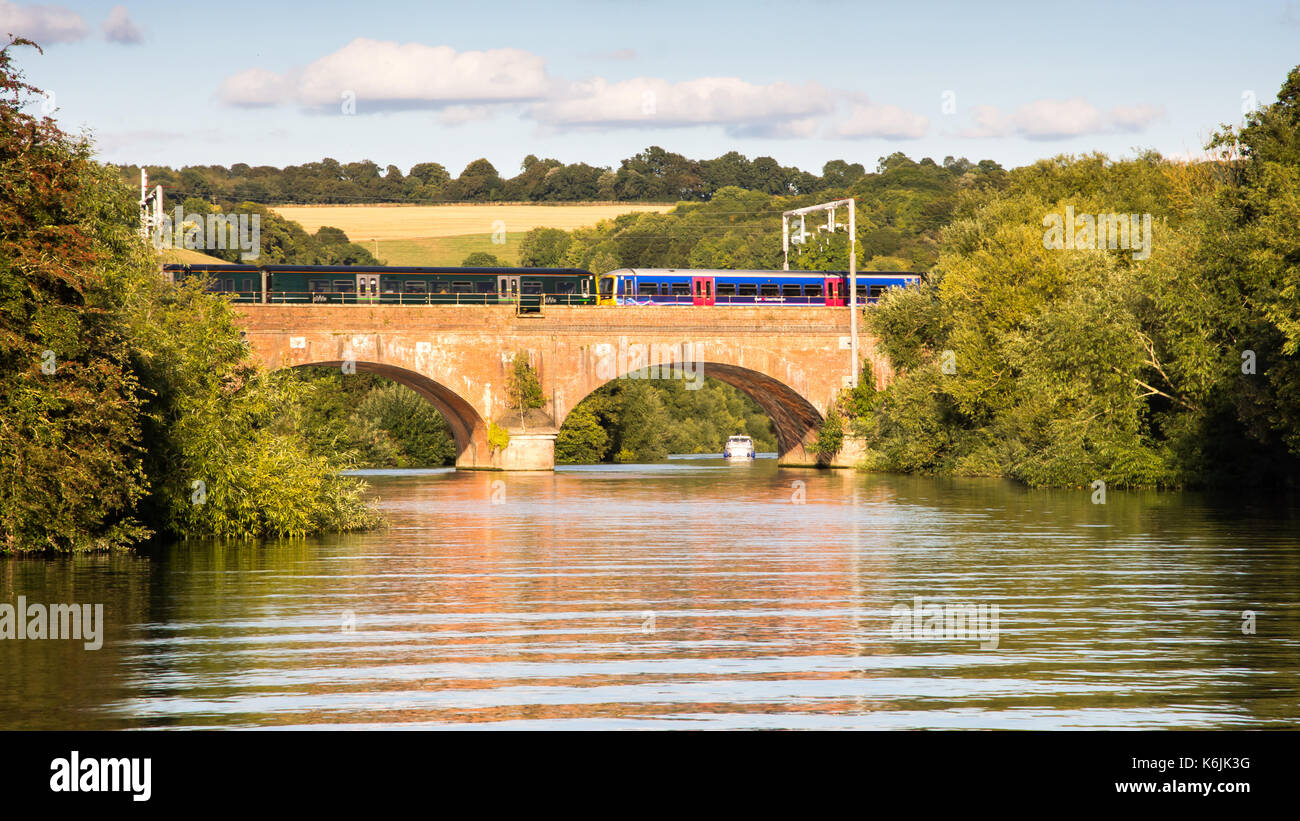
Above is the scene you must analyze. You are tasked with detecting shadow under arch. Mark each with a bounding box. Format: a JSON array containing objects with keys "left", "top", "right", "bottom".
[
  {"left": 561, "top": 360, "right": 827, "bottom": 466},
  {"left": 289, "top": 360, "right": 490, "bottom": 468}
]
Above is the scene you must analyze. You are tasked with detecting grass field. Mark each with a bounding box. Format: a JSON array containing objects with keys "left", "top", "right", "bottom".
[
  {"left": 273, "top": 203, "right": 674, "bottom": 240},
  {"left": 365, "top": 233, "right": 530, "bottom": 266},
  {"left": 160, "top": 248, "right": 230, "bottom": 265},
  {"left": 272, "top": 202, "right": 674, "bottom": 266}
]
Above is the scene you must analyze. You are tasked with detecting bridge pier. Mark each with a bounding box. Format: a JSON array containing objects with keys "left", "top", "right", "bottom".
[{"left": 457, "top": 428, "right": 557, "bottom": 471}]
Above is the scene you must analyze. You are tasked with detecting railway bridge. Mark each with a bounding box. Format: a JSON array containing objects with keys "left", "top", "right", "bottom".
[{"left": 234, "top": 305, "right": 890, "bottom": 470}]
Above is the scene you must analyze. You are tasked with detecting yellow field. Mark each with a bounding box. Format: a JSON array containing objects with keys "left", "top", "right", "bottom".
[
  {"left": 272, "top": 202, "right": 675, "bottom": 242},
  {"left": 160, "top": 248, "right": 230, "bottom": 265}
]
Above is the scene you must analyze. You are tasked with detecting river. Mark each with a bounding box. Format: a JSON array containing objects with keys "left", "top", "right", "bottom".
[{"left": 2, "top": 458, "right": 1297, "bottom": 729}]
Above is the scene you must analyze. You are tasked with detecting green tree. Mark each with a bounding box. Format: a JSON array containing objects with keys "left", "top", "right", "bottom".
[
  {"left": 507, "top": 353, "right": 545, "bottom": 411},
  {"left": 0, "top": 39, "right": 149, "bottom": 551},
  {"left": 0, "top": 40, "right": 380, "bottom": 549},
  {"left": 614, "top": 380, "right": 669, "bottom": 461},
  {"left": 555, "top": 403, "right": 608, "bottom": 462},
  {"left": 462, "top": 252, "right": 503, "bottom": 267},
  {"left": 447, "top": 158, "right": 505, "bottom": 201},
  {"left": 517, "top": 227, "right": 572, "bottom": 267},
  {"left": 354, "top": 383, "right": 456, "bottom": 466}
]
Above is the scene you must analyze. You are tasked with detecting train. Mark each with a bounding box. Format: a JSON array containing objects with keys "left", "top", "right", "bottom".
[
  {"left": 597, "top": 268, "right": 919, "bottom": 306},
  {"left": 162, "top": 264, "right": 921, "bottom": 310}
]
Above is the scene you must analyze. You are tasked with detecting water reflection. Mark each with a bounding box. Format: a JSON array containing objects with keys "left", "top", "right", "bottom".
[{"left": 1, "top": 461, "right": 1297, "bottom": 729}]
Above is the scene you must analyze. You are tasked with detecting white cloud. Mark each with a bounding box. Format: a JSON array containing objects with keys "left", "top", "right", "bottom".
[
  {"left": 217, "top": 38, "right": 552, "bottom": 111},
  {"left": 956, "top": 104, "right": 1012, "bottom": 138},
  {"left": 0, "top": 1, "right": 87, "bottom": 44},
  {"left": 218, "top": 67, "right": 290, "bottom": 107},
  {"left": 1106, "top": 103, "right": 1165, "bottom": 133},
  {"left": 832, "top": 103, "right": 929, "bottom": 139},
  {"left": 958, "top": 97, "right": 1165, "bottom": 140},
  {"left": 101, "top": 5, "right": 142, "bottom": 44},
  {"left": 531, "top": 76, "right": 833, "bottom": 137}
]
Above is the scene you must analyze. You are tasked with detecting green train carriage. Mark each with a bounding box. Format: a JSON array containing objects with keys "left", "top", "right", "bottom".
[{"left": 162, "top": 265, "right": 598, "bottom": 311}]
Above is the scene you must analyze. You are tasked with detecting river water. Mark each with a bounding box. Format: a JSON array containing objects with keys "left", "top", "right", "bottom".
[{"left": 2, "top": 458, "right": 1297, "bottom": 729}]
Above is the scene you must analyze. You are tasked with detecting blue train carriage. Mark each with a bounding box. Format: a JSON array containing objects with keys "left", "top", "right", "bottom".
[{"left": 595, "top": 268, "right": 922, "bottom": 306}]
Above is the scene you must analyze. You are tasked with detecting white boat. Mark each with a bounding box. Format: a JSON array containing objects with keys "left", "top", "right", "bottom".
[{"left": 723, "top": 435, "right": 755, "bottom": 460}]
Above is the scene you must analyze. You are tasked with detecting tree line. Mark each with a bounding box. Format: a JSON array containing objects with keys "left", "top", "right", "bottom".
[
  {"left": 512, "top": 153, "right": 1007, "bottom": 274},
  {"left": 118, "top": 148, "right": 1004, "bottom": 207}
]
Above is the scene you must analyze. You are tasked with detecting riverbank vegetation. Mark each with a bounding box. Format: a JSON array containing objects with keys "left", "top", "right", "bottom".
[
  {"left": 0, "top": 40, "right": 379, "bottom": 552},
  {"left": 857, "top": 66, "right": 1300, "bottom": 489}
]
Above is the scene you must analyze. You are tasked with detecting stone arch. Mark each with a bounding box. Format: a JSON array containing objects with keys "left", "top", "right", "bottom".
[
  {"left": 559, "top": 360, "right": 827, "bottom": 466},
  {"left": 289, "top": 360, "right": 491, "bottom": 469}
]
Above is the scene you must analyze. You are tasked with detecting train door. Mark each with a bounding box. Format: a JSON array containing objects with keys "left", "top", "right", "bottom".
[
  {"left": 691, "top": 276, "right": 715, "bottom": 306},
  {"left": 823, "top": 276, "right": 844, "bottom": 307},
  {"left": 356, "top": 273, "right": 379, "bottom": 304},
  {"left": 580, "top": 277, "right": 591, "bottom": 303},
  {"left": 498, "top": 274, "right": 520, "bottom": 303}
]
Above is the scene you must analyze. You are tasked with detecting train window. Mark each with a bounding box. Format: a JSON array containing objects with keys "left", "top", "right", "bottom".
[
  {"left": 404, "top": 281, "right": 427, "bottom": 294},
  {"left": 760, "top": 284, "right": 780, "bottom": 297},
  {"left": 738, "top": 284, "right": 757, "bottom": 297},
  {"left": 241, "top": 279, "right": 253, "bottom": 293},
  {"left": 599, "top": 277, "right": 613, "bottom": 296},
  {"left": 309, "top": 279, "right": 330, "bottom": 292},
  {"left": 333, "top": 280, "right": 356, "bottom": 293},
  {"left": 782, "top": 284, "right": 801, "bottom": 297},
  {"left": 638, "top": 283, "right": 659, "bottom": 296},
  {"left": 382, "top": 278, "right": 400, "bottom": 294},
  {"left": 521, "top": 280, "right": 543, "bottom": 294},
  {"left": 451, "top": 281, "right": 473, "bottom": 293},
  {"left": 432, "top": 281, "right": 450, "bottom": 294},
  {"left": 557, "top": 281, "right": 576, "bottom": 294},
  {"left": 716, "top": 283, "right": 736, "bottom": 296},
  {"left": 868, "top": 285, "right": 887, "bottom": 299},
  {"left": 476, "top": 281, "right": 496, "bottom": 293},
  {"left": 856, "top": 283, "right": 869, "bottom": 296},
  {"left": 670, "top": 283, "right": 689, "bottom": 296},
  {"left": 805, "top": 283, "right": 822, "bottom": 297}
]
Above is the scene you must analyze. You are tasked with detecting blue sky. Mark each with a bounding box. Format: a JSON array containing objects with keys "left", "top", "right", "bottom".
[{"left": 6, "top": 0, "right": 1299, "bottom": 177}]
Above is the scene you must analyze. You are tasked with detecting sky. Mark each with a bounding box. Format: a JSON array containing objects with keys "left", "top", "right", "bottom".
[{"left": 5, "top": 0, "right": 1299, "bottom": 178}]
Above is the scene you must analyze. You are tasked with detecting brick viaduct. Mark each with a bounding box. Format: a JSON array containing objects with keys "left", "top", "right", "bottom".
[{"left": 234, "top": 305, "right": 889, "bottom": 470}]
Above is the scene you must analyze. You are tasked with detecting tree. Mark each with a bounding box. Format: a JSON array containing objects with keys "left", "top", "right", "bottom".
[
  {"left": 462, "top": 252, "right": 502, "bottom": 267},
  {"left": 447, "top": 158, "right": 505, "bottom": 201},
  {"left": 517, "top": 227, "right": 572, "bottom": 267},
  {"left": 614, "top": 381, "right": 669, "bottom": 461},
  {"left": 0, "top": 39, "right": 380, "bottom": 549},
  {"left": 354, "top": 383, "right": 456, "bottom": 466},
  {"left": 506, "top": 353, "right": 545, "bottom": 410},
  {"left": 0, "top": 38, "right": 148, "bottom": 551},
  {"left": 821, "top": 159, "right": 866, "bottom": 189},
  {"left": 555, "top": 403, "right": 608, "bottom": 462}
]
